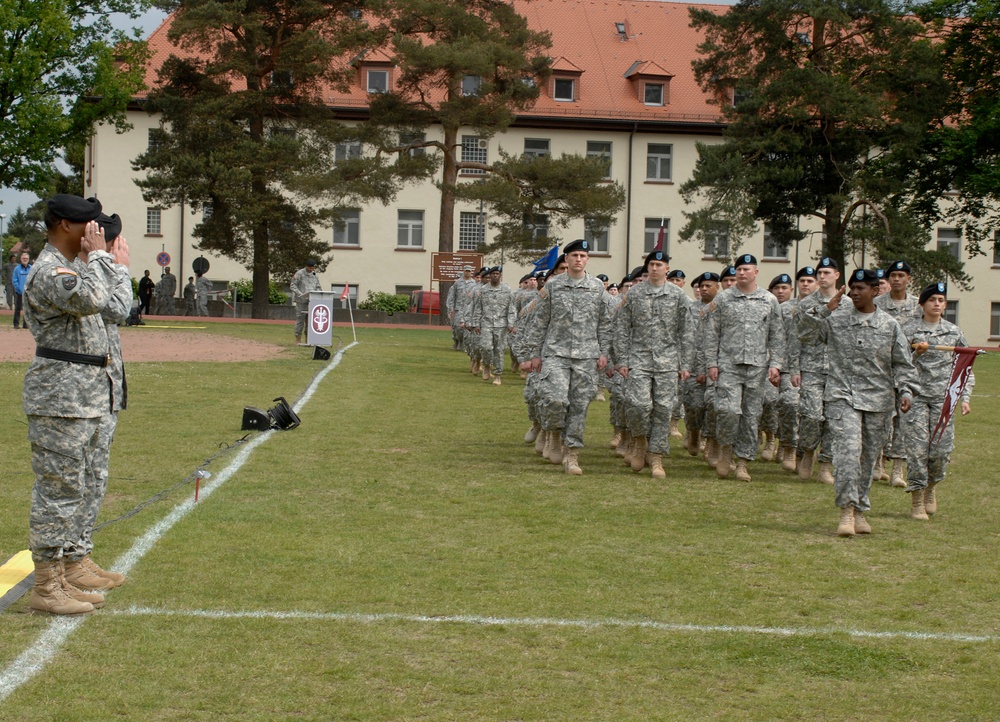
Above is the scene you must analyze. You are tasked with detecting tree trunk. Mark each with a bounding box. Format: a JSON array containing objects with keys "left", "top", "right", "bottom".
[{"left": 437, "top": 125, "right": 459, "bottom": 325}]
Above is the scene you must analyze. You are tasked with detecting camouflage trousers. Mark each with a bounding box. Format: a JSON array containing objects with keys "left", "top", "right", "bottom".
[
  {"left": 524, "top": 371, "right": 542, "bottom": 425},
  {"left": 80, "top": 411, "right": 118, "bottom": 557},
  {"left": 480, "top": 327, "right": 507, "bottom": 376},
  {"left": 904, "top": 398, "right": 953, "bottom": 492},
  {"left": 760, "top": 380, "right": 780, "bottom": 435},
  {"left": 608, "top": 371, "right": 626, "bottom": 428},
  {"left": 715, "top": 364, "right": 769, "bottom": 460},
  {"left": 826, "top": 401, "right": 890, "bottom": 512},
  {"left": 624, "top": 369, "right": 679, "bottom": 454},
  {"left": 294, "top": 300, "right": 310, "bottom": 338},
  {"left": 702, "top": 381, "right": 718, "bottom": 440},
  {"left": 536, "top": 356, "right": 599, "bottom": 448},
  {"left": 775, "top": 373, "right": 800, "bottom": 448},
  {"left": 797, "top": 371, "right": 832, "bottom": 462},
  {"left": 883, "top": 397, "right": 907, "bottom": 459},
  {"left": 682, "top": 377, "right": 705, "bottom": 434},
  {"left": 28, "top": 415, "right": 103, "bottom": 563}
]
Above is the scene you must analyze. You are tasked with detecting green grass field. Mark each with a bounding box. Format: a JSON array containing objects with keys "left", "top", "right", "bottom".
[{"left": 2, "top": 323, "right": 1000, "bottom": 720}]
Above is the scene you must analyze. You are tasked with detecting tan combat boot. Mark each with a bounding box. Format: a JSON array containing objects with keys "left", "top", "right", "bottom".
[
  {"left": 64, "top": 557, "right": 115, "bottom": 591},
  {"left": 798, "top": 449, "right": 815, "bottom": 480},
  {"left": 670, "top": 418, "right": 683, "bottom": 439},
  {"left": 715, "top": 445, "right": 734, "bottom": 479},
  {"left": 780, "top": 447, "right": 798, "bottom": 473},
  {"left": 595, "top": 388, "right": 606, "bottom": 402},
  {"left": 80, "top": 555, "right": 126, "bottom": 588},
  {"left": 648, "top": 452, "right": 666, "bottom": 480},
  {"left": 910, "top": 490, "right": 929, "bottom": 520},
  {"left": 609, "top": 427, "right": 623, "bottom": 449},
  {"left": 546, "top": 432, "right": 564, "bottom": 464},
  {"left": 686, "top": 429, "right": 701, "bottom": 457},
  {"left": 734, "top": 458, "right": 752, "bottom": 482},
  {"left": 760, "top": 434, "right": 778, "bottom": 462},
  {"left": 524, "top": 423, "right": 541, "bottom": 444},
  {"left": 837, "top": 506, "right": 856, "bottom": 537},
  {"left": 853, "top": 509, "right": 872, "bottom": 534},
  {"left": 563, "top": 447, "right": 583, "bottom": 475},
  {"left": 705, "top": 438, "right": 719, "bottom": 468},
  {"left": 615, "top": 430, "right": 631, "bottom": 458},
  {"left": 535, "top": 429, "right": 548, "bottom": 455},
  {"left": 630, "top": 437, "right": 649, "bottom": 472},
  {"left": 482, "top": 364, "right": 491, "bottom": 381},
  {"left": 29, "top": 560, "right": 95, "bottom": 616},
  {"left": 492, "top": 375, "right": 502, "bottom": 386},
  {"left": 816, "top": 462, "right": 834, "bottom": 485},
  {"left": 924, "top": 483, "right": 938, "bottom": 516},
  {"left": 889, "top": 460, "right": 906, "bottom": 488}
]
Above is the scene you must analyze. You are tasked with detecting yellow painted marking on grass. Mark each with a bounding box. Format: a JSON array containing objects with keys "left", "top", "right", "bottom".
[
  {"left": 129, "top": 325, "right": 208, "bottom": 329},
  {"left": 0, "top": 550, "right": 33, "bottom": 597}
]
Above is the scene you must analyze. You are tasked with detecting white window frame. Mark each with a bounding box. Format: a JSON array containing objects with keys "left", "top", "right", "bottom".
[
  {"left": 524, "top": 214, "right": 550, "bottom": 245},
  {"left": 397, "top": 210, "right": 424, "bottom": 248},
  {"left": 523, "top": 138, "right": 550, "bottom": 158},
  {"left": 460, "top": 136, "right": 487, "bottom": 175},
  {"left": 992, "top": 302, "right": 1000, "bottom": 338},
  {"left": 704, "top": 222, "right": 730, "bottom": 259},
  {"left": 937, "top": 228, "right": 961, "bottom": 261},
  {"left": 334, "top": 284, "right": 358, "bottom": 309},
  {"left": 335, "top": 140, "right": 362, "bottom": 163},
  {"left": 646, "top": 143, "right": 672, "bottom": 181},
  {"left": 146, "top": 208, "right": 161, "bottom": 235},
  {"left": 459, "top": 211, "right": 485, "bottom": 250},
  {"left": 333, "top": 210, "right": 361, "bottom": 246},
  {"left": 366, "top": 69, "right": 388, "bottom": 94},
  {"left": 553, "top": 77, "right": 575, "bottom": 102},
  {"left": 461, "top": 75, "right": 482, "bottom": 96},
  {"left": 399, "top": 131, "right": 426, "bottom": 157},
  {"left": 586, "top": 141, "right": 612, "bottom": 179},
  {"left": 584, "top": 219, "right": 610, "bottom": 254},
  {"left": 644, "top": 82, "right": 664, "bottom": 106},
  {"left": 993, "top": 230, "right": 1000, "bottom": 266},
  {"left": 944, "top": 300, "right": 958, "bottom": 325},
  {"left": 763, "top": 224, "right": 789, "bottom": 260},
  {"left": 644, "top": 218, "right": 669, "bottom": 254}
]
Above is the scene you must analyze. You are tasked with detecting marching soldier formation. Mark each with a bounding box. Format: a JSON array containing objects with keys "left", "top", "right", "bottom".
[{"left": 449, "top": 239, "right": 974, "bottom": 538}]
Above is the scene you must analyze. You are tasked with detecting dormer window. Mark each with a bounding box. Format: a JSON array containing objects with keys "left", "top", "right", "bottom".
[
  {"left": 554, "top": 78, "right": 575, "bottom": 101},
  {"left": 624, "top": 61, "right": 673, "bottom": 106},
  {"left": 644, "top": 83, "right": 664, "bottom": 106},
  {"left": 367, "top": 69, "right": 388, "bottom": 94},
  {"left": 462, "top": 75, "right": 482, "bottom": 96},
  {"left": 549, "top": 57, "right": 584, "bottom": 103}
]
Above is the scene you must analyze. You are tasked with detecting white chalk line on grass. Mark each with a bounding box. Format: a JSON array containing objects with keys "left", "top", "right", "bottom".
[
  {"left": 0, "top": 342, "right": 358, "bottom": 704},
  {"left": 110, "top": 605, "right": 999, "bottom": 645}
]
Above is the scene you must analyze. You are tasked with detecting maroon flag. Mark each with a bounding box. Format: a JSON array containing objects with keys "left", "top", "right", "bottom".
[
  {"left": 653, "top": 219, "right": 665, "bottom": 252},
  {"left": 339, "top": 284, "right": 350, "bottom": 301},
  {"left": 930, "top": 347, "right": 980, "bottom": 443}
]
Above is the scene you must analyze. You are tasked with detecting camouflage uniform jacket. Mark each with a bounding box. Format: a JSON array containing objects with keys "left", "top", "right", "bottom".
[
  {"left": 157, "top": 271, "right": 177, "bottom": 300},
  {"left": 901, "top": 318, "right": 975, "bottom": 404},
  {"left": 290, "top": 268, "right": 322, "bottom": 305},
  {"left": 613, "top": 279, "right": 694, "bottom": 373},
  {"left": 456, "top": 281, "right": 479, "bottom": 326},
  {"left": 798, "top": 303, "right": 916, "bottom": 412},
  {"left": 523, "top": 272, "right": 611, "bottom": 360},
  {"left": 875, "top": 292, "right": 921, "bottom": 325},
  {"left": 705, "top": 285, "right": 785, "bottom": 371},
  {"left": 22, "top": 244, "right": 117, "bottom": 418},
  {"left": 794, "top": 291, "right": 847, "bottom": 373},
  {"left": 472, "top": 283, "right": 515, "bottom": 329},
  {"left": 693, "top": 301, "right": 715, "bottom": 376},
  {"left": 781, "top": 299, "right": 800, "bottom": 376},
  {"left": 102, "top": 264, "right": 134, "bottom": 411},
  {"left": 446, "top": 277, "right": 475, "bottom": 316},
  {"left": 511, "top": 294, "right": 541, "bottom": 361}
]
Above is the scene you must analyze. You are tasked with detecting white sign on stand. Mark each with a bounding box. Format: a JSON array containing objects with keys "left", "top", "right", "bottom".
[{"left": 307, "top": 291, "right": 336, "bottom": 347}]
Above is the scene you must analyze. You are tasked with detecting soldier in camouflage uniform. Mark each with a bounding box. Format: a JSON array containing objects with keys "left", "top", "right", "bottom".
[
  {"left": 155, "top": 266, "right": 177, "bottom": 315},
  {"left": 291, "top": 259, "right": 323, "bottom": 345},
  {"left": 705, "top": 254, "right": 785, "bottom": 482},
  {"left": 758, "top": 273, "right": 794, "bottom": 462},
  {"left": 522, "top": 240, "right": 611, "bottom": 475},
  {"left": 902, "top": 283, "right": 974, "bottom": 520},
  {"left": 874, "top": 260, "right": 922, "bottom": 487},
  {"left": 195, "top": 271, "right": 212, "bottom": 316},
  {"left": 680, "top": 274, "right": 710, "bottom": 456},
  {"left": 613, "top": 251, "right": 693, "bottom": 479},
  {"left": 775, "top": 267, "right": 817, "bottom": 472},
  {"left": 698, "top": 269, "right": 728, "bottom": 468},
  {"left": 446, "top": 265, "right": 476, "bottom": 350},
  {"left": 471, "top": 266, "right": 516, "bottom": 385},
  {"left": 22, "top": 194, "right": 120, "bottom": 615},
  {"left": 510, "top": 272, "right": 539, "bottom": 376},
  {"left": 798, "top": 269, "right": 916, "bottom": 537}
]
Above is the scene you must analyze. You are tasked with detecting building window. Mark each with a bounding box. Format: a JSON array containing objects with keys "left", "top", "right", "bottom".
[
  {"left": 461, "top": 75, "right": 482, "bottom": 96},
  {"left": 202, "top": 203, "right": 213, "bottom": 221},
  {"left": 644, "top": 218, "right": 669, "bottom": 254},
  {"left": 461, "top": 136, "right": 487, "bottom": 175},
  {"left": 397, "top": 210, "right": 424, "bottom": 248},
  {"left": 396, "top": 285, "right": 421, "bottom": 297},
  {"left": 334, "top": 284, "right": 358, "bottom": 309},
  {"left": 333, "top": 210, "right": 360, "bottom": 246},
  {"left": 146, "top": 208, "right": 161, "bottom": 235},
  {"left": 944, "top": 300, "right": 958, "bottom": 324},
  {"left": 335, "top": 140, "right": 362, "bottom": 162},
  {"left": 937, "top": 228, "right": 961, "bottom": 261},
  {"left": 147, "top": 128, "right": 162, "bottom": 151},
  {"left": 586, "top": 141, "right": 612, "bottom": 178},
  {"left": 553, "top": 77, "right": 575, "bottom": 101},
  {"left": 992, "top": 303, "right": 1000, "bottom": 337},
  {"left": 993, "top": 230, "right": 1000, "bottom": 266},
  {"left": 763, "top": 224, "right": 789, "bottom": 260},
  {"left": 270, "top": 69, "right": 294, "bottom": 88},
  {"left": 644, "top": 83, "right": 664, "bottom": 106},
  {"left": 399, "top": 131, "right": 425, "bottom": 157},
  {"left": 367, "top": 69, "right": 388, "bottom": 94},
  {"left": 524, "top": 214, "right": 549, "bottom": 245},
  {"left": 584, "top": 219, "right": 610, "bottom": 254},
  {"left": 459, "top": 211, "right": 485, "bottom": 250},
  {"left": 646, "top": 143, "right": 672, "bottom": 181},
  {"left": 524, "top": 138, "right": 550, "bottom": 158},
  {"left": 704, "top": 222, "right": 730, "bottom": 259}
]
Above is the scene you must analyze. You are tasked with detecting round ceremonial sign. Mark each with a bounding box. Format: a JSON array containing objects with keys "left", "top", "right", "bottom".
[
  {"left": 311, "top": 304, "right": 331, "bottom": 334},
  {"left": 192, "top": 256, "right": 210, "bottom": 274},
  {"left": 156, "top": 252, "right": 170, "bottom": 267}
]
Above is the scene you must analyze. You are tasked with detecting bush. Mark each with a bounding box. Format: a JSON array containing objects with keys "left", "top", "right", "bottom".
[
  {"left": 229, "top": 279, "right": 288, "bottom": 305},
  {"left": 358, "top": 290, "right": 409, "bottom": 315}
]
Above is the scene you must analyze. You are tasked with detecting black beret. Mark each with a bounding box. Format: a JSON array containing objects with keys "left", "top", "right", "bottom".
[
  {"left": 875, "top": 268, "right": 886, "bottom": 279},
  {"left": 667, "top": 269, "right": 685, "bottom": 279},
  {"left": 596, "top": 273, "right": 609, "bottom": 282},
  {"left": 563, "top": 238, "right": 591, "bottom": 255},
  {"left": 818, "top": 257, "right": 838, "bottom": 270},
  {"left": 848, "top": 268, "right": 879, "bottom": 287},
  {"left": 796, "top": 266, "right": 817, "bottom": 280},
  {"left": 47, "top": 194, "right": 102, "bottom": 222},
  {"left": 490, "top": 265, "right": 502, "bottom": 274},
  {"left": 769, "top": 273, "right": 792, "bottom": 289},
  {"left": 720, "top": 266, "right": 736, "bottom": 279},
  {"left": 306, "top": 258, "right": 318, "bottom": 267},
  {"left": 97, "top": 213, "right": 122, "bottom": 242},
  {"left": 519, "top": 273, "right": 532, "bottom": 283},
  {"left": 888, "top": 260, "right": 912, "bottom": 275},
  {"left": 477, "top": 266, "right": 489, "bottom": 276},
  {"left": 533, "top": 270, "right": 546, "bottom": 279},
  {"left": 644, "top": 250, "right": 670, "bottom": 266},
  {"left": 607, "top": 283, "right": 619, "bottom": 291},
  {"left": 919, "top": 282, "right": 947, "bottom": 305},
  {"left": 734, "top": 253, "right": 757, "bottom": 268},
  {"left": 699, "top": 271, "right": 721, "bottom": 283},
  {"left": 630, "top": 266, "right": 645, "bottom": 279},
  {"left": 619, "top": 276, "right": 631, "bottom": 287}
]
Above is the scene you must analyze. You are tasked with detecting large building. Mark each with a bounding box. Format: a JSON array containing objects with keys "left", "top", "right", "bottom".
[{"left": 85, "top": 0, "right": 1000, "bottom": 344}]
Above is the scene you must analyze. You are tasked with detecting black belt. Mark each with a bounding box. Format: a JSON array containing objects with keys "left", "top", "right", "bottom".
[{"left": 36, "top": 346, "right": 110, "bottom": 368}]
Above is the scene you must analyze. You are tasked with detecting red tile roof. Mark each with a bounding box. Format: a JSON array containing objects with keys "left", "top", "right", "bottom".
[{"left": 140, "top": 0, "right": 728, "bottom": 125}]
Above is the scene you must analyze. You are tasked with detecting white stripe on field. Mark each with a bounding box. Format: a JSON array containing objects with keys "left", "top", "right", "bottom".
[
  {"left": 110, "top": 605, "right": 999, "bottom": 645},
  {"left": 0, "top": 342, "right": 358, "bottom": 703}
]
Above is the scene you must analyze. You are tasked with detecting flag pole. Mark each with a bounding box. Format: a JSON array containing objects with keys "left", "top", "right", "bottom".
[{"left": 910, "top": 344, "right": 993, "bottom": 354}]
